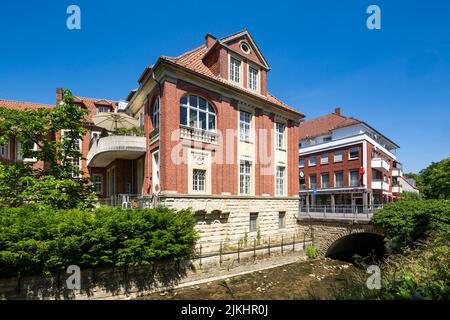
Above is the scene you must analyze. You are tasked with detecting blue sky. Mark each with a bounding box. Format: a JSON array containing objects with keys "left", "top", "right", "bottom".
[{"left": 0, "top": 0, "right": 449, "bottom": 172}]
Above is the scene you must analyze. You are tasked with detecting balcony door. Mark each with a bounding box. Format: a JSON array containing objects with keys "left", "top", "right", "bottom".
[
  {"left": 137, "top": 159, "right": 143, "bottom": 195},
  {"left": 107, "top": 167, "right": 116, "bottom": 196}
]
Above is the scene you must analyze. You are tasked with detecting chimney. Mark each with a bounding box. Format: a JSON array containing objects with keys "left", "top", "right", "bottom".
[
  {"left": 56, "top": 88, "right": 64, "bottom": 105},
  {"left": 334, "top": 107, "right": 341, "bottom": 115},
  {"left": 205, "top": 33, "right": 217, "bottom": 49}
]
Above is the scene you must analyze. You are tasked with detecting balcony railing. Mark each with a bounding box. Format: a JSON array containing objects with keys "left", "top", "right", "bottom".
[
  {"left": 180, "top": 126, "right": 218, "bottom": 144},
  {"left": 392, "top": 168, "right": 403, "bottom": 177},
  {"left": 371, "top": 179, "right": 390, "bottom": 191},
  {"left": 87, "top": 135, "right": 146, "bottom": 167},
  {"left": 371, "top": 158, "right": 390, "bottom": 172},
  {"left": 392, "top": 185, "right": 403, "bottom": 194},
  {"left": 299, "top": 204, "right": 383, "bottom": 220}
]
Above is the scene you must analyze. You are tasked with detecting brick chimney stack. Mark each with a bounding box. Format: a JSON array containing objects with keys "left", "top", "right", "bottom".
[
  {"left": 205, "top": 33, "right": 217, "bottom": 49},
  {"left": 334, "top": 107, "right": 341, "bottom": 115}
]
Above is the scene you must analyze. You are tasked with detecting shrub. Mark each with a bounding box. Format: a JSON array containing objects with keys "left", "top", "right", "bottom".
[
  {"left": 305, "top": 245, "right": 319, "bottom": 259},
  {"left": 0, "top": 205, "right": 198, "bottom": 277},
  {"left": 371, "top": 200, "right": 450, "bottom": 249}
]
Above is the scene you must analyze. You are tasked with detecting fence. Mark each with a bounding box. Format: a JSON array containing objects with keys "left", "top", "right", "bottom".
[
  {"left": 299, "top": 204, "right": 383, "bottom": 219},
  {"left": 194, "top": 229, "right": 313, "bottom": 268},
  {"left": 98, "top": 193, "right": 160, "bottom": 209}
]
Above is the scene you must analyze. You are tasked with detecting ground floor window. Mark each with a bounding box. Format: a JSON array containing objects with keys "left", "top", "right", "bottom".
[
  {"left": 93, "top": 175, "right": 103, "bottom": 194},
  {"left": 240, "top": 160, "right": 251, "bottom": 194},
  {"left": 193, "top": 169, "right": 206, "bottom": 192},
  {"left": 276, "top": 166, "right": 285, "bottom": 196},
  {"left": 278, "top": 212, "right": 286, "bottom": 229},
  {"left": 249, "top": 212, "right": 258, "bottom": 232}
]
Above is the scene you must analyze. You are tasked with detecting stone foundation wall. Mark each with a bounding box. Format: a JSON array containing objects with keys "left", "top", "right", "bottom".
[{"left": 160, "top": 196, "right": 303, "bottom": 252}]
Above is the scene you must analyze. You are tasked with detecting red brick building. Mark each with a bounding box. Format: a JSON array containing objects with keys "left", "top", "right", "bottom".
[
  {"left": 85, "top": 30, "right": 305, "bottom": 246},
  {"left": 0, "top": 99, "right": 54, "bottom": 171},
  {"left": 298, "top": 108, "right": 404, "bottom": 216}
]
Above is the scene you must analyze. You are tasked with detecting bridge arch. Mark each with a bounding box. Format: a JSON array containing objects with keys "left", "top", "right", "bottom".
[
  {"left": 325, "top": 232, "right": 385, "bottom": 262},
  {"left": 298, "top": 219, "right": 385, "bottom": 262}
]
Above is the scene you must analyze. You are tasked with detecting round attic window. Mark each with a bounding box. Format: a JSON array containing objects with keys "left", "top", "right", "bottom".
[{"left": 240, "top": 42, "right": 250, "bottom": 54}]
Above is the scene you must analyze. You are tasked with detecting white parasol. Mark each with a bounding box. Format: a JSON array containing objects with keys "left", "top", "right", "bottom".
[{"left": 92, "top": 112, "right": 139, "bottom": 131}]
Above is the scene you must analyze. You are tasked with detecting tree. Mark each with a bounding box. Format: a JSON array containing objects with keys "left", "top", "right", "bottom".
[
  {"left": 0, "top": 89, "right": 96, "bottom": 209},
  {"left": 419, "top": 158, "right": 450, "bottom": 200},
  {"left": 0, "top": 89, "right": 88, "bottom": 179}
]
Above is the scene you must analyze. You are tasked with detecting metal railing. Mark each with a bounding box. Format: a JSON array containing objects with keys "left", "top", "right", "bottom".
[
  {"left": 299, "top": 204, "right": 383, "bottom": 219},
  {"left": 98, "top": 193, "right": 160, "bottom": 209},
  {"left": 195, "top": 230, "right": 312, "bottom": 262}
]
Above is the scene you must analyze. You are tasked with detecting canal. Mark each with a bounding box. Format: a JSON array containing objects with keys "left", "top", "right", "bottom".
[{"left": 138, "top": 258, "right": 361, "bottom": 300}]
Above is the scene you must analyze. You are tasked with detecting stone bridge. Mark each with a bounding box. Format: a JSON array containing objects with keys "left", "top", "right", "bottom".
[{"left": 297, "top": 216, "right": 385, "bottom": 261}]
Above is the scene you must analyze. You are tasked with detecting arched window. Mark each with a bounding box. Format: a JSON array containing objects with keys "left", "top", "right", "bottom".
[
  {"left": 180, "top": 95, "right": 216, "bottom": 131},
  {"left": 152, "top": 97, "right": 160, "bottom": 129}
]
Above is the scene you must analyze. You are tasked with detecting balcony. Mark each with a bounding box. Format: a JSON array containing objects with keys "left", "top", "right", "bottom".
[
  {"left": 371, "top": 158, "right": 390, "bottom": 172},
  {"left": 392, "top": 185, "right": 403, "bottom": 194},
  {"left": 392, "top": 168, "right": 403, "bottom": 177},
  {"left": 180, "top": 126, "right": 218, "bottom": 144},
  {"left": 87, "top": 135, "right": 146, "bottom": 167},
  {"left": 371, "top": 179, "right": 390, "bottom": 191}
]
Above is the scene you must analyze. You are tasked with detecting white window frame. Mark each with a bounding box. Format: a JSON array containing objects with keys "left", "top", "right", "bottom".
[
  {"left": 152, "top": 151, "right": 160, "bottom": 193},
  {"left": 334, "top": 151, "right": 343, "bottom": 163},
  {"left": 349, "top": 146, "right": 359, "bottom": 160},
  {"left": 334, "top": 171, "right": 344, "bottom": 188},
  {"left": 320, "top": 153, "right": 329, "bottom": 165},
  {"left": 192, "top": 169, "right": 206, "bottom": 193},
  {"left": 229, "top": 56, "right": 241, "bottom": 84},
  {"left": 180, "top": 95, "right": 216, "bottom": 132},
  {"left": 276, "top": 166, "right": 285, "bottom": 196},
  {"left": 276, "top": 122, "right": 285, "bottom": 149},
  {"left": 96, "top": 106, "right": 110, "bottom": 113},
  {"left": 239, "top": 160, "right": 252, "bottom": 195},
  {"left": 248, "top": 65, "right": 259, "bottom": 92},
  {"left": 239, "top": 110, "right": 252, "bottom": 142},
  {"left": 349, "top": 170, "right": 360, "bottom": 187},
  {"left": 309, "top": 174, "right": 317, "bottom": 189},
  {"left": 152, "top": 97, "right": 160, "bottom": 129},
  {"left": 92, "top": 174, "right": 103, "bottom": 195},
  {"left": 321, "top": 172, "right": 330, "bottom": 189},
  {"left": 299, "top": 157, "right": 305, "bottom": 168},
  {"left": 62, "top": 129, "right": 82, "bottom": 178}
]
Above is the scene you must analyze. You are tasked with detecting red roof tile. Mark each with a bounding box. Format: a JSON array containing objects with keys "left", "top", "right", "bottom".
[
  {"left": 0, "top": 99, "right": 54, "bottom": 110},
  {"left": 72, "top": 96, "right": 119, "bottom": 121},
  {"left": 160, "top": 44, "right": 303, "bottom": 116},
  {"left": 298, "top": 112, "right": 361, "bottom": 140}
]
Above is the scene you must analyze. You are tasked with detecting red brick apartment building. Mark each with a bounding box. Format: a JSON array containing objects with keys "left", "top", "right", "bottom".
[{"left": 298, "top": 108, "right": 404, "bottom": 215}]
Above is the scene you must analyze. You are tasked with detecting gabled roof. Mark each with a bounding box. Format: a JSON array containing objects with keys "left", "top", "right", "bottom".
[
  {"left": 159, "top": 41, "right": 303, "bottom": 117},
  {"left": 219, "top": 29, "right": 270, "bottom": 70},
  {"left": 0, "top": 99, "right": 54, "bottom": 110},
  {"left": 298, "top": 112, "right": 361, "bottom": 141}
]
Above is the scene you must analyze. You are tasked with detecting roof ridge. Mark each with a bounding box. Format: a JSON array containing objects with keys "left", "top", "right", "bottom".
[
  {"left": 0, "top": 98, "right": 54, "bottom": 107},
  {"left": 73, "top": 95, "right": 118, "bottom": 103},
  {"left": 162, "top": 44, "right": 206, "bottom": 61}
]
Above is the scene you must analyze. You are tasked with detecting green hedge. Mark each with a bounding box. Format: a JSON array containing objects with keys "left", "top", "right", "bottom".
[
  {"left": 0, "top": 205, "right": 198, "bottom": 277},
  {"left": 371, "top": 200, "right": 450, "bottom": 248}
]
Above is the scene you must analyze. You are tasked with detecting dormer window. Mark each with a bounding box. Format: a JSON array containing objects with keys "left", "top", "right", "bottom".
[
  {"left": 230, "top": 57, "right": 241, "bottom": 83},
  {"left": 248, "top": 66, "right": 259, "bottom": 91},
  {"left": 96, "top": 106, "right": 110, "bottom": 113}
]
